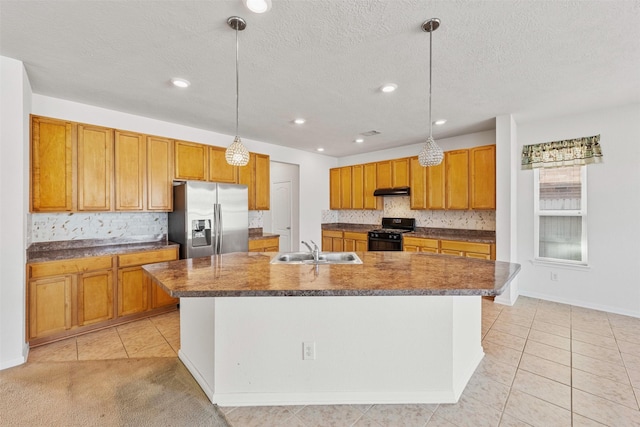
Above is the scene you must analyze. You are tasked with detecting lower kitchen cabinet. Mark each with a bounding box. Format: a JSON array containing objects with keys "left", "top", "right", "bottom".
[
  {"left": 403, "top": 236, "right": 439, "bottom": 253},
  {"left": 27, "top": 247, "right": 178, "bottom": 346},
  {"left": 343, "top": 231, "right": 368, "bottom": 252},
  {"left": 440, "top": 240, "right": 495, "bottom": 260},
  {"left": 322, "top": 230, "right": 344, "bottom": 252},
  {"left": 249, "top": 236, "right": 280, "bottom": 252}
]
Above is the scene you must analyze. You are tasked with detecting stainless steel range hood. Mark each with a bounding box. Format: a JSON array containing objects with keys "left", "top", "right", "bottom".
[{"left": 373, "top": 186, "right": 410, "bottom": 197}]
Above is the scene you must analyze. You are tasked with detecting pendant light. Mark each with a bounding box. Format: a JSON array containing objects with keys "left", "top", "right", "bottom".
[
  {"left": 225, "top": 16, "right": 250, "bottom": 167},
  {"left": 418, "top": 18, "right": 444, "bottom": 167}
]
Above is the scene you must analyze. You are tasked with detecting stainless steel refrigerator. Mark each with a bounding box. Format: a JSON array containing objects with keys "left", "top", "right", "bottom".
[{"left": 168, "top": 181, "right": 249, "bottom": 259}]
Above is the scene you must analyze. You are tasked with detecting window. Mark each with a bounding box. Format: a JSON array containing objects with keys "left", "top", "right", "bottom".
[{"left": 534, "top": 165, "right": 587, "bottom": 264}]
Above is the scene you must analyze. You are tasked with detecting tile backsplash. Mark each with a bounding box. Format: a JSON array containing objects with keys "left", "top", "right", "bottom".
[
  {"left": 29, "top": 210, "right": 265, "bottom": 244},
  {"left": 322, "top": 196, "right": 495, "bottom": 231}
]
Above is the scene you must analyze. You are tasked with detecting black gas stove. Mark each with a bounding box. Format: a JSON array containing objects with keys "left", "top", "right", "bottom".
[{"left": 368, "top": 218, "right": 416, "bottom": 251}]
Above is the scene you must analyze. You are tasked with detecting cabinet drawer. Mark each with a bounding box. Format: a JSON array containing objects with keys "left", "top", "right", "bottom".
[
  {"left": 118, "top": 248, "right": 178, "bottom": 268},
  {"left": 29, "top": 256, "right": 113, "bottom": 279},
  {"left": 403, "top": 236, "right": 438, "bottom": 249},
  {"left": 249, "top": 237, "right": 279, "bottom": 252},
  {"left": 322, "top": 230, "right": 343, "bottom": 238},
  {"left": 440, "top": 240, "right": 491, "bottom": 255},
  {"left": 343, "top": 231, "right": 367, "bottom": 240}
]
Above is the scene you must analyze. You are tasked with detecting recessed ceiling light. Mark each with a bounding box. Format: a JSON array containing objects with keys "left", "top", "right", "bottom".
[
  {"left": 380, "top": 83, "right": 397, "bottom": 93},
  {"left": 317, "top": 148, "right": 325, "bottom": 152},
  {"left": 434, "top": 119, "right": 447, "bottom": 126},
  {"left": 354, "top": 138, "right": 364, "bottom": 143},
  {"left": 170, "top": 78, "right": 190, "bottom": 88},
  {"left": 243, "top": 0, "right": 272, "bottom": 13},
  {"left": 293, "top": 118, "right": 306, "bottom": 125}
]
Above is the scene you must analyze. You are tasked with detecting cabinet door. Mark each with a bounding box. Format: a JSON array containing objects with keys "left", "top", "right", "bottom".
[
  {"left": 77, "top": 124, "right": 113, "bottom": 211},
  {"left": 351, "top": 164, "right": 364, "bottom": 209},
  {"left": 78, "top": 270, "right": 114, "bottom": 326},
  {"left": 376, "top": 161, "right": 392, "bottom": 189},
  {"left": 147, "top": 136, "right": 173, "bottom": 211},
  {"left": 29, "top": 275, "right": 72, "bottom": 339},
  {"left": 363, "top": 162, "right": 380, "bottom": 210},
  {"left": 114, "top": 130, "right": 145, "bottom": 211},
  {"left": 340, "top": 167, "right": 352, "bottom": 209},
  {"left": 355, "top": 240, "right": 368, "bottom": 252},
  {"left": 174, "top": 140, "right": 208, "bottom": 181},
  {"left": 426, "top": 161, "right": 446, "bottom": 210},
  {"left": 322, "top": 230, "right": 342, "bottom": 251},
  {"left": 445, "top": 149, "right": 469, "bottom": 210},
  {"left": 343, "top": 238, "right": 355, "bottom": 252},
  {"left": 391, "top": 158, "right": 410, "bottom": 187},
  {"left": 409, "top": 156, "right": 427, "bottom": 209},
  {"left": 150, "top": 273, "right": 178, "bottom": 309},
  {"left": 470, "top": 145, "right": 496, "bottom": 210},
  {"left": 254, "top": 153, "right": 270, "bottom": 210},
  {"left": 117, "top": 267, "right": 149, "bottom": 317},
  {"left": 329, "top": 168, "right": 341, "bottom": 209},
  {"left": 237, "top": 153, "right": 254, "bottom": 209},
  {"left": 30, "top": 116, "right": 75, "bottom": 212},
  {"left": 209, "top": 145, "right": 237, "bottom": 183}
]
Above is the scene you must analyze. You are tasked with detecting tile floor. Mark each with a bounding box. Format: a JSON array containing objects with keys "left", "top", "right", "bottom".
[{"left": 29, "top": 298, "right": 640, "bottom": 426}]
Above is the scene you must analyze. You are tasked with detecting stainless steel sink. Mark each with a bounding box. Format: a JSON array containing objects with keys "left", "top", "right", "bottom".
[{"left": 270, "top": 252, "right": 363, "bottom": 264}]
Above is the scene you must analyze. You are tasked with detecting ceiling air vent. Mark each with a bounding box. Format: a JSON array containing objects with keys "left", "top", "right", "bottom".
[{"left": 360, "top": 130, "right": 381, "bottom": 137}]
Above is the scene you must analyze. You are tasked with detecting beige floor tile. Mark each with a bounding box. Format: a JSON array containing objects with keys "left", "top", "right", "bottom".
[
  {"left": 511, "top": 370, "right": 571, "bottom": 410},
  {"left": 572, "top": 339, "right": 623, "bottom": 365},
  {"left": 490, "top": 320, "right": 530, "bottom": 339},
  {"left": 523, "top": 340, "right": 570, "bottom": 366},
  {"left": 572, "top": 329, "right": 618, "bottom": 349},
  {"left": 572, "top": 352, "right": 631, "bottom": 385},
  {"left": 503, "top": 389, "right": 571, "bottom": 427},
  {"left": 296, "top": 404, "right": 364, "bottom": 426},
  {"left": 618, "top": 338, "right": 640, "bottom": 356},
  {"left": 498, "top": 413, "right": 534, "bottom": 426},
  {"left": 572, "top": 368, "right": 639, "bottom": 410},
  {"left": 116, "top": 318, "right": 157, "bottom": 334},
  {"left": 527, "top": 329, "right": 570, "bottom": 351},
  {"left": 425, "top": 414, "right": 458, "bottom": 426},
  {"left": 482, "top": 340, "right": 523, "bottom": 367},
  {"left": 127, "top": 341, "right": 177, "bottom": 358},
  {"left": 533, "top": 311, "right": 570, "bottom": 328},
  {"left": 484, "top": 329, "right": 526, "bottom": 352},
  {"left": 434, "top": 394, "right": 502, "bottom": 427},
  {"left": 530, "top": 319, "right": 570, "bottom": 338},
  {"left": 474, "top": 357, "right": 518, "bottom": 387},
  {"left": 518, "top": 353, "right": 571, "bottom": 386},
  {"left": 497, "top": 312, "right": 535, "bottom": 328},
  {"left": 352, "top": 416, "right": 383, "bottom": 427},
  {"left": 463, "top": 371, "right": 511, "bottom": 411},
  {"left": 77, "top": 328, "right": 128, "bottom": 360},
  {"left": 363, "top": 404, "right": 436, "bottom": 427},
  {"left": 571, "top": 321, "right": 614, "bottom": 338},
  {"left": 621, "top": 351, "right": 640, "bottom": 372},
  {"left": 225, "top": 406, "right": 303, "bottom": 427},
  {"left": 613, "top": 327, "right": 640, "bottom": 345},
  {"left": 573, "top": 388, "right": 640, "bottom": 426},
  {"left": 28, "top": 337, "right": 77, "bottom": 362},
  {"left": 117, "top": 325, "right": 167, "bottom": 355},
  {"left": 571, "top": 414, "right": 606, "bottom": 426},
  {"left": 627, "top": 366, "right": 640, "bottom": 389},
  {"left": 635, "top": 388, "right": 640, "bottom": 409}
]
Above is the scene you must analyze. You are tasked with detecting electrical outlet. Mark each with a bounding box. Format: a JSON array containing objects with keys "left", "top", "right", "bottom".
[
  {"left": 303, "top": 341, "right": 316, "bottom": 360},
  {"left": 550, "top": 272, "right": 558, "bottom": 281}
]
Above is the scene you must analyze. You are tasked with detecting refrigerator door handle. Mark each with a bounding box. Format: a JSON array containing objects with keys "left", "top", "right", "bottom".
[
  {"left": 212, "top": 203, "right": 219, "bottom": 254},
  {"left": 217, "top": 203, "right": 223, "bottom": 253}
]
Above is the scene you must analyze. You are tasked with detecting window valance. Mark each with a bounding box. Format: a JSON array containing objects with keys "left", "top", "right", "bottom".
[{"left": 521, "top": 134, "right": 602, "bottom": 170}]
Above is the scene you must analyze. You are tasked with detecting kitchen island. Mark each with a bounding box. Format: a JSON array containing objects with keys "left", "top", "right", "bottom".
[{"left": 143, "top": 251, "right": 520, "bottom": 407}]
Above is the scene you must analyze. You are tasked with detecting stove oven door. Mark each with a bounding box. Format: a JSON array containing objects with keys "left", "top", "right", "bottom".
[{"left": 367, "top": 235, "right": 403, "bottom": 251}]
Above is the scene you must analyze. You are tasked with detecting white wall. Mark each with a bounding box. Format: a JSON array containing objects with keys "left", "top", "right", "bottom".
[
  {"left": 0, "top": 57, "right": 31, "bottom": 369},
  {"left": 516, "top": 104, "right": 640, "bottom": 317},
  {"left": 337, "top": 129, "right": 496, "bottom": 166},
  {"left": 31, "top": 95, "right": 337, "bottom": 246}
]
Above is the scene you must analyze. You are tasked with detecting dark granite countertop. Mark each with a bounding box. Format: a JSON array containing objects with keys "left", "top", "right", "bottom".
[
  {"left": 143, "top": 251, "right": 520, "bottom": 298},
  {"left": 321, "top": 223, "right": 495, "bottom": 244},
  {"left": 249, "top": 228, "right": 280, "bottom": 241},
  {"left": 27, "top": 235, "right": 179, "bottom": 263}
]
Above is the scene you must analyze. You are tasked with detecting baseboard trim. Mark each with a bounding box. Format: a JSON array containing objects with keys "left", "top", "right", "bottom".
[{"left": 519, "top": 290, "right": 640, "bottom": 319}]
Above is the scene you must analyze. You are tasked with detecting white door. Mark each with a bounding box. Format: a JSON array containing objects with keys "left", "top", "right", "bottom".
[{"left": 272, "top": 180, "right": 292, "bottom": 252}]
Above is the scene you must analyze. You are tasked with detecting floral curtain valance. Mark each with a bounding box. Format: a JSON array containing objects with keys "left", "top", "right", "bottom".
[{"left": 521, "top": 134, "right": 603, "bottom": 170}]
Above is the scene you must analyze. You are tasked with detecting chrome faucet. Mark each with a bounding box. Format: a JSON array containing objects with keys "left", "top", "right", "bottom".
[{"left": 301, "top": 240, "right": 320, "bottom": 263}]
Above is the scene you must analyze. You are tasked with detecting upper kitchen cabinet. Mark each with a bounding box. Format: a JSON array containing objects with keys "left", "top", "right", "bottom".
[
  {"left": 146, "top": 136, "right": 173, "bottom": 211},
  {"left": 238, "top": 152, "right": 270, "bottom": 210},
  {"left": 445, "top": 149, "right": 469, "bottom": 210},
  {"left": 426, "top": 160, "right": 446, "bottom": 210},
  {"left": 409, "top": 157, "right": 427, "bottom": 209},
  {"left": 363, "top": 162, "right": 381, "bottom": 210},
  {"left": 30, "top": 116, "right": 75, "bottom": 212},
  {"left": 77, "top": 124, "right": 114, "bottom": 211},
  {"left": 470, "top": 144, "right": 496, "bottom": 210},
  {"left": 114, "top": 130, "right": 145, "bottom": 211},
  {"left": 339, "top": 166, "right": 352, "bottom": 209},
  {"left": 174, "top": 140, "right": 208, "bottom": 181},
  {"left": 376, "top": 158, "right": 410, "bottom": 188},
  {"left": 351, "top": 164, "right": 364, "bottom": 210},
  {"left": 209, "top": 146, "right": 238, "bottom": 183},
  {"left": 329, "top": 168, "right": 340, "bottom": 210}
]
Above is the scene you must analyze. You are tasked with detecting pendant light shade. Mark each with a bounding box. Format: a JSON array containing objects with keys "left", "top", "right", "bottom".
[
  {"left": 418, "top": 18, "right": 444, "bottom": 167},
  {"left": 225, "top": 16, "right": 250, "bottom": 167}
]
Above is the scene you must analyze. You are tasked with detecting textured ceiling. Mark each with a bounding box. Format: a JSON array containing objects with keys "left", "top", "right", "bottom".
[{"left": 1, "top": 0, "right": 639, "bottom": 157}]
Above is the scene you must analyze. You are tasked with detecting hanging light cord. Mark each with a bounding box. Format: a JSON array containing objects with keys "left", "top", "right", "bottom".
[
  {"left": 428, "top": 20, "right": 433, "bottom": 139},
  {"left": 235, "top": 23, "right": 240, "bottom": 137}
]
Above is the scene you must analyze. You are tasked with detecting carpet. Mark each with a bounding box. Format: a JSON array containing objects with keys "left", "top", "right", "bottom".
[{"left": 0, "top": 358, "right": 230, "bottom": 426}]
